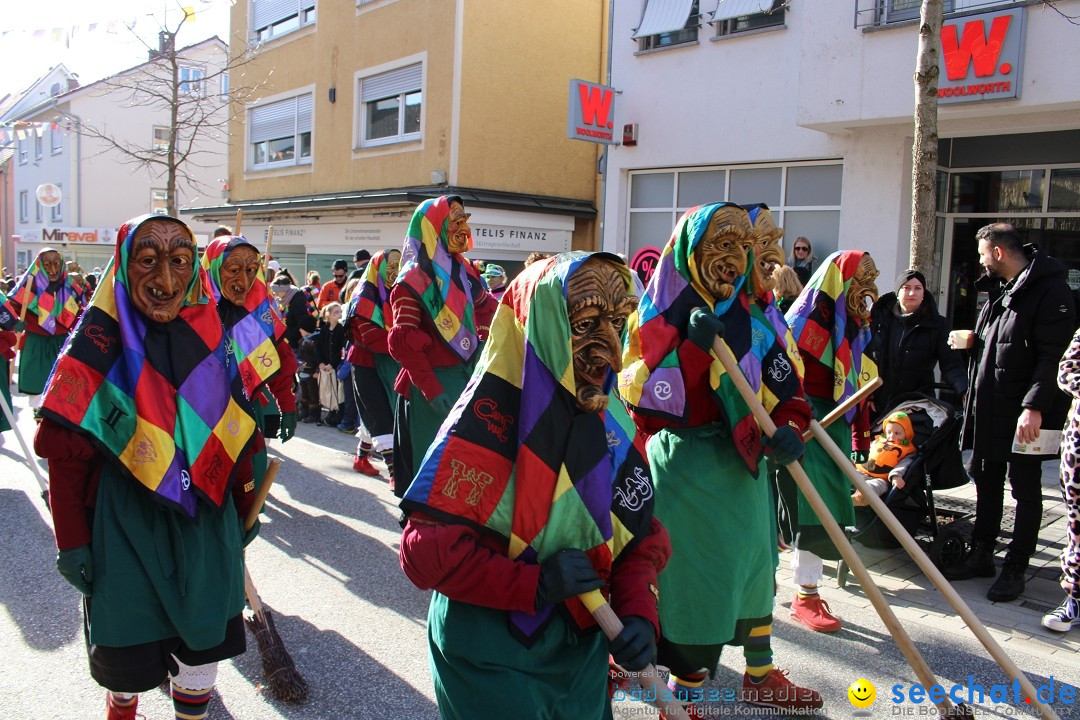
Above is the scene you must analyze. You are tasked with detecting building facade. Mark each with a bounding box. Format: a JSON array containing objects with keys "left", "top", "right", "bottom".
[
  {"left": 603, "top": 0, "right": 1080, "bottom": 323},
  {"left": 186, "top": 0, "right": 607, "bottom": 280},
  {"left": 9, "top": 38, "right": 229, "bottom": 273}
]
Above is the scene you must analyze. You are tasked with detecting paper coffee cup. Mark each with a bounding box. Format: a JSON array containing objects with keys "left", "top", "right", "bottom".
[{"left": 949, "top": 330, "right": 974, "bottom": 348}]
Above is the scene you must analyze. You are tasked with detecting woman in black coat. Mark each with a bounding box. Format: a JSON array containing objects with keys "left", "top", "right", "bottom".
[{"left": 871, "top": 269, "right": 968, "bottom": 413}]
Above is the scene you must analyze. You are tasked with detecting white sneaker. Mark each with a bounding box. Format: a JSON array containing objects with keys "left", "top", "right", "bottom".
[{"left": 1041, "top": 597, "right": 1080, "bottom": 632}]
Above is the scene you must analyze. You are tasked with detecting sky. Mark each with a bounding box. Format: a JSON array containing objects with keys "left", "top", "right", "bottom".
[{"left": 0, "top": 0, "right": 233, "bottom": 102}]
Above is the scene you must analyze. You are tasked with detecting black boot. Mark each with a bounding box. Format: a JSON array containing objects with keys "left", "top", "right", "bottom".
[
  {"left": 942, "top": 541, "right": 996, "bottom": 580},
  {"left": 987, "top": 558, "right": 1027, "bottom": 602}
]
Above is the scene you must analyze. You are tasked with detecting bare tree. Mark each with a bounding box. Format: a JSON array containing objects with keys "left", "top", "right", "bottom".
[
  {"left": 909, "top": 0, "right": 944, "bottom": 275},
  {"left": 58, "top": 11, "right": 267, "bottom": 216}
]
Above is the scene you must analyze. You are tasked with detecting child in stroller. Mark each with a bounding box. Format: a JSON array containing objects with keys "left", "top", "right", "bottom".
[{"left": 837, "top": 389, "right": 972, "bottom": 585}]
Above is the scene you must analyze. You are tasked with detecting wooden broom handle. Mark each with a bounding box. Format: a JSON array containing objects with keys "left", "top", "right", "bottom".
[
  {"left": 711, "top": 337, "right": 959, "bottom": 717},
  {"left": 246, "top": 457, "right": 282, "bottom": 532},
  {"left": 579, "top": 590, "right": 691, "bottom": 720},
  {"left": 234, "top": 208, "right": 243, "bottom": 236},
  {"left": 803, "top": 376, "right": 882, "bottom": 439}
]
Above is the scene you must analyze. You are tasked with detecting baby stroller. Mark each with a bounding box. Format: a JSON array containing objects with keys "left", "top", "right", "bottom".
[{"left": 836, "top": 386, "right": 973, "bottom": 586}]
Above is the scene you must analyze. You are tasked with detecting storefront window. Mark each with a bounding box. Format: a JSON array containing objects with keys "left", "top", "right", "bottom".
[
  {"left": 1049, "top": 168, "right": 1080, "bottom": 212},
  {"left": 785, "top": 165, "right": 843, "bottom": 206},
  {"left": 729, "top": 167, "right": 782, "bottom": 207},
  {"left": 631, "top": 173, "right": 674, "bottom": 208},
  {"left": 677, "top": 170, "right": 725, "bottom": 208},
  {"left": 948, "top": 169, "right": 1045, "bottom": 213}
]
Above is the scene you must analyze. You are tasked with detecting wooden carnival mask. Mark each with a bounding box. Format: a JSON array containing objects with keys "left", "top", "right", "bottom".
[
  {"left": 567, "top": 256, "right": 638, "bottom": 413},
  {"left": 750, "top": 208, "right": 785, "bottom": 293},
  {"left": 385, "top": 249, "right": 402, "bottom": 286},
  {"left": 41, "top": 250, "right": 64, "bottom": 283},
  {"left": 846, "top": 253, "right": 880, "bottom": 322},
  {"left": 128, "top": 219, "right": 196, "bottom": 324},
  {"left": 693, "top": 205, "right": 751, "bottom": 302},
  {"left": 219, "top": 244, "right": 261, "bottom": 306},
  {"left": 446, "top": 200, "right": 472, "bottom": 255}
]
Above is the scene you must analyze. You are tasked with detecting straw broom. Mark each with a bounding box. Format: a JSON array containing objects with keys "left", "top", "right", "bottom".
[{"left": 242, "top": 458, "right": 309, "bottom": 701}]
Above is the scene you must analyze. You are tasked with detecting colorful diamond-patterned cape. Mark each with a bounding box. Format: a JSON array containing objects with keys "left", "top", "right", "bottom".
[
  {"left": 350, "top": 249, "right": 396, "bottom": 329},
  {"left": 40, "top": 215, "right": 258, "bottom": 519},
  {"left": 202, "top": 235, "right": 287, "bottom": 398},
  {"left": 0, "top": 290, "right": 17, "bottom": 330},
  {"left": 619, "top": 203, "right": 804, "bottom": 473},
  {"left": 785, "top": 250, "right": 878, "bottom": 421},
  {"left": 395, "top": 196, "right": 481, "bottom": 361},
  {"left": 11, "top": 248, "right": 86, "bottom": 335},
  {"left": 401, "top": 251, "right": 655, "bottom": 644}
]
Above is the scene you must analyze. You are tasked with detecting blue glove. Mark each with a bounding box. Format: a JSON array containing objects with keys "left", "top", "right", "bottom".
[
  {"left": 534, "top": 549, "right": 604, "bottom": 611},
  {"left": 430, "top": 393, "right": 453, "bottom": 416},
  {"left": 610, "top": 616, "right": 656, "bottom": 671},
  {"left": 243, "top": 518, "right": 261, "bottom": 547},
  {"left": 279, "top": 411, "right": 297, "bottom": 442},
  {"left": 766, "top": 425, "right": 804, "bottom": 466},
  {"left": 687, "top": 307, "right": 725, "bottom": 351},
  {"left": 57, "top": 545, "right": 93, "bottom": 595}
]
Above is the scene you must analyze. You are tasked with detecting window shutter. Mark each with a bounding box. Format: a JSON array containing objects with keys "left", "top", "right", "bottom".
[
  {"left": 633, "top": 0, "right": 695, "bottom": 38},
  {"left": 252, "top": 0, "right": 298, "bottom": 30},
  {"left": 360, "top": 63, "right": 422, "bottom": 102},
  {"left": 296, "top": 93, "right": 313, "bottom": 134},
  {"left": 250, "top": 98, "right": 296, "bottom": 143},
  {"left": 711, "top": 0, "right": 773, "bottom": 22}
]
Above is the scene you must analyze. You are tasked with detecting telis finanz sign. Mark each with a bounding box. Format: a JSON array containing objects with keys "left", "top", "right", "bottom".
[
  {"left": 938, "top": 7, "right": 1025, "bottom": 105},
  {"left": 567, "top": 79, "right": 618, "bottom": 145}
]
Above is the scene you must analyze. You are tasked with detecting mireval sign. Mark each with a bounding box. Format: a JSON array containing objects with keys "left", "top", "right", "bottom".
[
  {"left": 938, "top": 7, "right": 1025, "bottom": 105},
  {"left": 36, "top": 227, "right": 116, "bottom": 244},
  {"left": 567, "top": 79, "right": 619, "bottom": 145}
]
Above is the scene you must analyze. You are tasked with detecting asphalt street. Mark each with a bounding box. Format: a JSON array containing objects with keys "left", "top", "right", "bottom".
[{"left": 1, "top": 390, "right": 1078, "bottom": 720}]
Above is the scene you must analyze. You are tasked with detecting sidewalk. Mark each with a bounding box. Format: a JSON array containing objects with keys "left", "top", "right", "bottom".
[{"left": 776, "top": 455, "right": 1080, "bottom": 667}]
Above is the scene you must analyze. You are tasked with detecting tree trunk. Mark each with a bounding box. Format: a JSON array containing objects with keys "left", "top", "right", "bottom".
[{"left": 910, "top": 0, "right": 944, "bottom": 277}]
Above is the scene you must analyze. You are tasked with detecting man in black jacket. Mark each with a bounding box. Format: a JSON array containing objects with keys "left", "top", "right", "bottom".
[{"left": 946, "top": 223, "right": 1076, "bottom": 602}]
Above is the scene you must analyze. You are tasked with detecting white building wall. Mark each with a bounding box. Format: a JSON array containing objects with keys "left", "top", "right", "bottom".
[{"left": 604, "top": 0, "right": 1080, "bottom": 292}]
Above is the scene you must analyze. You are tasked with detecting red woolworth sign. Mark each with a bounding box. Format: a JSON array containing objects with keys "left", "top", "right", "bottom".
[
  {"left": 938, "top": 7, "right": 1025, "bottom": 105},
  {"left": 567, "top": 79, "right": 618, "bottom": 145}
]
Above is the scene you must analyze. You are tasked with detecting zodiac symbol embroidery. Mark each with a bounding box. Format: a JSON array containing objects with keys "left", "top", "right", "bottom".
[
  {"left": 653, "top": 380, "right": 673, "bottom": 401},
  {"left": 460, "top": 337, "right": 471, "bottom": 350},
  {"left": 443, "top": 459, "right": 494, "bottom": 506},
  {"left": 765, "top": 355, "right": 792, "bottom": 383},
  {"left": 474, "top": 398, "right": 513, "bottom": 442},
  {"left": 180, "top": 469, "right": 191, "bottom": 490},
  {"left": 50, "top": 370, "right": 86, "bottom": 403},
  {"left": 606, "top": 430, "right": 621, "bottom": 449},
  {"left": 258, "top": 351, "right": 273, "bottom": 368},
  {"left": 438, "top": 317, "right": 454, "bottom": 331},
  {"left": 206, "top": 455, "right": 223, "bottom": 482},
  {"left": 614, "top": 466, "right": 653, "bottom": 511},
  {"left": 85, "top": 325, "right": 115, "bottom": 353},
  {"left": 133, "top": 433, "right": 157, "bottom": 464}
]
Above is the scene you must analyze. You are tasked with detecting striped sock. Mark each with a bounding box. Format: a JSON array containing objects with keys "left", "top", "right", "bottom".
[
  {"left": 667, "top": 669, "right": 708, "bottom": 704},
  {"left": 171, "top": 682, "right": 212, "bottom": 720},
  {"left": 744, "top": 623, "right": 775, "bottom": 683},
  {"left": 357, "top": 439, "right": 373, "bottom": 458},
  {"left": 106, "top": 692, "right": 138, "bottom": 720},
  {"left": 381, "top": 449, "right": 395, "bottom": 482},
  {"left": 797, "top": 585, "right": 819, "bottom": 597}
]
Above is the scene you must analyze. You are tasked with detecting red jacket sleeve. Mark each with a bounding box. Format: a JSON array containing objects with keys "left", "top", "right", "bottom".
[
  {"left": 609, "top": 516, "right": 671, "bottom": 640},
  {"left": 0, "top": 329, "right": 16, "bottom": 360},
  {"left": 388, "top": 287, "right": 443, "bottom": 401},
  {"left": 266, "top": 338, "right": 298, "bottom": 413},
  {"left": 34, "top": 419, "right": 100, "bottom": 550},
  {"left": 353, "top": 314, "right": 390, "bottom": 355},
  {"left": 473, "top": 289, "right": 497, "bottom": 342},
  {"left": 399, "top": 515, "right": 541, "bottom": 613}
]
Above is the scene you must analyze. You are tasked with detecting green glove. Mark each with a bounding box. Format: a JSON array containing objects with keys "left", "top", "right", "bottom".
[
  {"left": 279, "top": 411, "right": 297, "bottom": 442},
  {"left": 687, "top": 307, "right": 725, "bottom": 352},
  {"left": 57, "top": 545, "right": 93, "bottom": 595},
  {"left": 851, "top": 450, "right": 868, "bottom": 464},
  {"left": 243, "top": 518, "right": 261, "bottom": 547},
  {"left": 14, "top": 320, "right": 26, "bottom": 333},
  {"left": 430, "top": 393, "right": 453, "bottom": 416}
]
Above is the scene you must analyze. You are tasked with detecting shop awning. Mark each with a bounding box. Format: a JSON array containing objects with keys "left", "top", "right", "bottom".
[
  {"left": 712, "top": 0, "right": 775, "bottom": 22},
  {"left": 632, "top": 0, "right": 696, "bottom": 38}
]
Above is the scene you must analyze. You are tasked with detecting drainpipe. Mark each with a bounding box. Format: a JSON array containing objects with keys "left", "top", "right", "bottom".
[{"left": 597, "top": 0, "right": 615, "bottom": 251}]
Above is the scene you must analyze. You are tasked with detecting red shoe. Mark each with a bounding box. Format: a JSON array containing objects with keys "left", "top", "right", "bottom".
[
  {"left": 106, "top": 693, "right": 138, "bottom": 720},
  {"left": 743, "top": 669, "right": 823, "bottom": 711},
  {"left": 790, "top": 593, "right": 842, "bottom": 632},
  {"left": 353, "top": 455, "right": 380, "bottom": 476}
]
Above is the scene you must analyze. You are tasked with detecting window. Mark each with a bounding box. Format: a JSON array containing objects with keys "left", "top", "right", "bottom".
[
  {"left": 635, "top": 0, "right": 699, "bottom": 51},
  {"left": 17, "top": 137, "right": 27, "bottom": 164},
  {"left": 1049, "top": 168, "right": 1080, "bottom": 213},
  {"left": 252, "top": 0, "right": 316, "bottom": 43},
  {"left": 35, "top": 197, "right": 43, "bottom": 223},
  {"left": 359, "top": 63, "right": 422, "bottom": 147},
  {"left": 248, "top": 92, "right": 313, "bottom": 170},
  {"left": 221, "top": 72, "right": 230, "bottom": 98},
  {"left": 151, "top": 188, "right": 168, "bottom": 215},
  {"left": 18, "top": 191, "right": 28, "bottom": 222},
  {"left": 860, "top": 0, "right": 1013, "bottom": 28},
  {"left": 50, "top": 185, "right": 62, "bottom": 222},
  {"left": 179, "top": 66, "right": 206, "bottom": 96},
  {"left": 153, "top": 126, "right": 170, "bottom": 154},
  {"left": 34, "top": 131, "right": 43, "bottom": 160},
  {"left": 626, "top": 162, "right": 844, "bottom": 261},
  {"left": 50, "top": 126, "right": 62, "bottom": 154},
  {"left": 712, "top": 0, "right": 785, "bottom": 37}
]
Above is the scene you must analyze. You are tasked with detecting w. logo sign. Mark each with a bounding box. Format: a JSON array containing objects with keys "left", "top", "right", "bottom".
[{"left": 938, "top": 7, "right": 1024, "bottom": 104}]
